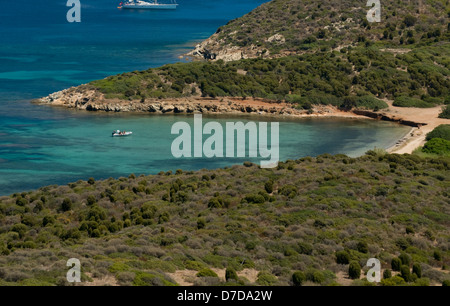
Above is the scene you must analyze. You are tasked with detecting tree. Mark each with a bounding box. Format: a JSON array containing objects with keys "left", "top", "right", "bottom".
[
  {"left": 292, "top": 271, "right": 306, "bottom": 286},
  {"left": 336, "top": 250, "right": 350, "bottom": 264},
  {"left": 225, "top": 268, "right": 239, "bottom": 282},
  {"left": 399, "top": 253, "right": 411, "bottom": 266},
  {"left": 383, "top": 269, "right": 392, "bottom": 279},
  {"left": 391, "top": 258, "right": 402, "bottom": 271},
  {"left": 357, "top": 241, "right": 369, "bottom": 254},
  {"left": 264, "top": 180, "right": 274, "bottom": 193},
  {"left": 348, "top": 261, "right": 361, "bottom": 280},
  {"left": 197, "top": 218, "right": 206, "bottom": 230},
  {"left": 433, "top": 251, "right": 442, "bottom": 261},
  {"left": 61, "top": 198, "right": 72, "bottom": 212},
  {"left": 403, "top": 15, "right": 417, "bottom": 27},
  {"left": 16, "top": 197, "right": 28, "bottom": 207},
  {"left": 412, "top": 263, "right": 422, "bottom": 278},
  {"left": 400, "top": 265, "right": 412, "bottom": 282},
  {"left": 87, "top": 195, "right": 96, "bottom": 206},
  {"left": 438, "top": 105, "right": 450, "bottom": 119}
]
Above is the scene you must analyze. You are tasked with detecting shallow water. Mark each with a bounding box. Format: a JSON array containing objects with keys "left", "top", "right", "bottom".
[
  {"left": 0, "top": 0, "right": 410, "bottom": 195},
  {"left": 0, "top": 109, "right": 410, "bottom": 195}
]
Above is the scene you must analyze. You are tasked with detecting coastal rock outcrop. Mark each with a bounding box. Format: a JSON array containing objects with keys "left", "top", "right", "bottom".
[
  {"left": 187, "top": 33, "right": 268, "bottom": 62},
  {"left": 33, "top": 86, "right": 309, "bottom": 117}
]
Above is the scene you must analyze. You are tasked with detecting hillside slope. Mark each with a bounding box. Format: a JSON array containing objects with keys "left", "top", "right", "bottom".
[
  {"left": 0, "top": 153, "right": 449, "bottom": 286},
  {"left": 189, "top": 0, "right": 450, "bottom": 61}
]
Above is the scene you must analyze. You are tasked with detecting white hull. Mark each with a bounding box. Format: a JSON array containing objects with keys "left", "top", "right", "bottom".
[
  {"left": 120, "top": 4, "right": 178, "bottom": 9},
  {"left": 112, "top": 132, "right": 133, "bottom": 137}
]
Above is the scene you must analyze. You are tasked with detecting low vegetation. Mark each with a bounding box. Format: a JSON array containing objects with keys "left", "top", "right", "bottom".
[
  {"left": 415, "top": 125, "right": 450, "bottom": 157},
  {"left": 87, "top": 42, "right": 449, "bottom": 111},
  {"left": 439, "top": 105, "right": 450, "bottom": 119},
  {"left": 211, "top": 0, "right": 449, "bottom": 57},
  {"left": 0, "top": 153, "right": 449, "bottom": 286}
]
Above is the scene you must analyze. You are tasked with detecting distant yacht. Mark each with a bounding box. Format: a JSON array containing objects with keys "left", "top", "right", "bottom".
[{"left": 118, "top": 0, "right": 178, "bottom": 10}]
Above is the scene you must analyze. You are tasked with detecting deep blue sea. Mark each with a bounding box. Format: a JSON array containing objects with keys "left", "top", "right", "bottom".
[{"left": 0, "top": 0, "right": 410, "bottom": 195}]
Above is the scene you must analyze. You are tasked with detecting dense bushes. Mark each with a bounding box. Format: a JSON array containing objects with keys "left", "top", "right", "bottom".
[
  {"left": 426, "top": 125, "right": 450, "bottom": 141},
  {"left": 336, "top": 250, "right": 350, "bottom": 264},
  {"left": 196, "top": 268, "right": 218, "bottom": 278},
  {"left": 292, "top": 271, "right": 306, "bottom": 286},
  {"left": 439, "top": 105, "right": 450, "bottom": 119},
  {"left": 0, "top": 153, "right": 449, "bottom": 286},
  {"left": 393, "top": 96, "right": 437, "bottom": 108},
  {"left": 89, "top": 44, "right": 449, "bottom": 107},
  {"left": 422, "top": 138, "right": 450, "bottom": 155},
  {"left": 348, "top": 261, "right": 361, "bottom": 280},
  {"left": 391, "top": 258, "right": 402, "bottom": 271}
]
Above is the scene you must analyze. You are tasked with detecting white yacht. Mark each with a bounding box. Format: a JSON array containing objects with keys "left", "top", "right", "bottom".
[{"left": 118, "top": 0, "right": 178, "bottom": 10}]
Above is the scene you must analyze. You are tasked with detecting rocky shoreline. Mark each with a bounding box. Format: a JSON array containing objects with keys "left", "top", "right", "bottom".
[
  {"left": 34, "top": 87, "right": 428, "bottom": 127},
  {"left": 34, "top": 87, "right": 311, "bottom": 116}
]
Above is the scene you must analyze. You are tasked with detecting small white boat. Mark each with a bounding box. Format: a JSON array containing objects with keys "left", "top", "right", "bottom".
[
  {"left": 112, "top": 130, "right": 133, "bottom": 137},
  {"left": 118, "top": 0, "right": 178, "bottom": 10}
]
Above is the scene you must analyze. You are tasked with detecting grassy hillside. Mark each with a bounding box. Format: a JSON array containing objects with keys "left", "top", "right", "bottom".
[
  {"left": 88, "top": 43, "right": 449, "bottom": 109},
  {"left": 0, "top": 153, "right": 449, "bottom": 286},
  {"left": 58, "top": 0, "right": 450, "bottom": 109},
  {"left": 208, "top": 0, "right": 449, "bottom": 56}
]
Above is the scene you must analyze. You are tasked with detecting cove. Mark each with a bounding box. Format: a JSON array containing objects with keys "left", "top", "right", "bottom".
[{"left": 0, "top": 110, "right": 410, "bottom": 195}]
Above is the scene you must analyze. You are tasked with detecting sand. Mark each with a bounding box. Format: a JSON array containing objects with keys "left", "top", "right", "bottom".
[{"left": 380, "top": 101, "right": 448, "bottom": 154}]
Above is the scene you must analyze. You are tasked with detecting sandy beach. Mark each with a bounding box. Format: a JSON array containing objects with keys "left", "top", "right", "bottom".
[{"left": 380, "top": 101, "right": 448, "bottom": 154}]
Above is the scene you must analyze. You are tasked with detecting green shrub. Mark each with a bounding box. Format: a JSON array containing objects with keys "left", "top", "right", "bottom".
[
  {"left": 278, "top": 185, "right": 297, "bottom": 198},
  {"left": 357, "top": 241, "right": 369, "bottom": 254},
  {"left": 422, "top": 138, "right": 450, "bottom": 155},
  {"left": 225, "top": 268, "right": 238, "bottom": 282},
  {"left": 197, "top": 218, "right": 206, "bottom": 230},
  {"left": 297, "top": 242, "right": 313, "bottom": 255},
  {"left": 256, "top": 272, "right": 277, "bottom": 286},
  {"left": 439, "top": 105, "right": 450, "bottom": 119},
  {"left": 381, "top": 276, "right": 406, "bottom": 286},
  {"left": 61, "top": 198, "right": 72, "bottom": 212},
  {"left": 383, "top": 269, "right": 392, "bottom": 279},
  {"left": 426, "top": 125, "right": 450, "bottom": 141},
  {"left": 336, "top": 250, "right": 350, "bottom": 264},
  {"left": 412, "top": 263, "right": 422, "bottom": 278},
  {"left": 196, "top": 268, "right": 218, "bottom": 278},
  {"left": 133, "top": 272, "right": 176, "bottom": 286},
  {"left": 86, "top": 195, "right": 96, "bottom": 206},
  {"left": 403, "top": 15, "right": 417, "bottom": 27},
  {"left": 264, "top": 180, "right": 274, "bottom": 194},
  {"left": 292, "top": 271, "right": 306, "bottom": 286},
  {"left": 442, "top": 280, "right": 450, "bottom": 287},
  {"left": 244, "top": 194, "right": 266, "bottom": 204},
  {"left": 399, "top": 253, "right": 411, "bottom": 266},
  {"left": 433, "top": 251, "right": 442, "bottom": 261},
  {"left": 400, "top": 265, "right": 412, "bottom": 282},
  {"left": 208, "top": 196, "right": 229, "bottom": 208},
  {"left": 348, "top": 261, "right": 361, "bottom": 280},
  {"left": 355, "top": 96, "right": 388, "bottom": 110},
  {"left": 306, "top": 269, "right": 325, "bottom": 284},
  {"left": 16, "top": 197, "right": 28, "bottom": 207},
  {"left": 10, "top": 224, "right": 28, "bottom": 238},
  {"left": 393, "top": 96, "right": 435, "bottom": 108}
]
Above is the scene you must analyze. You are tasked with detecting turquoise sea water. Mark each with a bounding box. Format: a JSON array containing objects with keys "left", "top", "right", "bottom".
[{"left": 0, "top": 0, "right": 410, "bottom": 195}]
